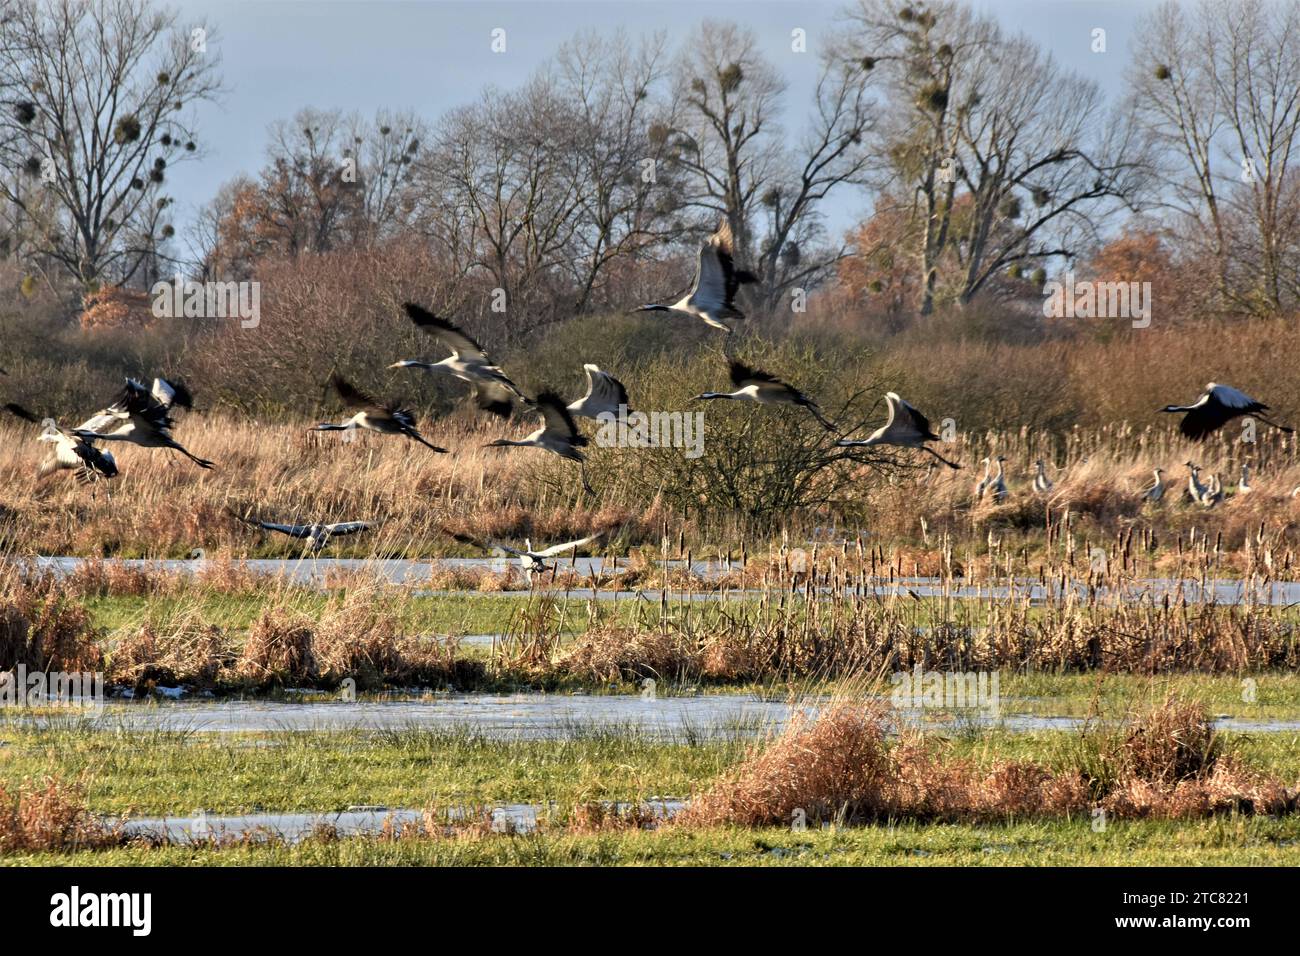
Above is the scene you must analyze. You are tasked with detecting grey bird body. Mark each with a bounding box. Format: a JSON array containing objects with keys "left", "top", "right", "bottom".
[
  {"left": 695, "top": 360, "right": 836, "bottom": 431},
  {"left": 312, "top": 375, "right": 446, "bottom": 452},
  {"left": 836, "top": 392, "right": 958, "bottom": 468},
  {"left": 238, "top": 515, "right": 373, "bottom": 552},
  {"left": 72, "top": 378, "right": 212, "bottom": 468},
  {"left": 567, "top": 365, "right": 630, "bottom": 420}
]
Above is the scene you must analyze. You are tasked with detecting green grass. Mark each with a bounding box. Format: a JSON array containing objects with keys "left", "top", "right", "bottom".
[
  {"left": 9, "top": 816, "right": 1300, "bottom": 866},
  {"left": 0, "top": 724, "right": 751, "bottom": 815},
  {"left": 993, "top": 671, "right": 1300, "bottom": 720}
]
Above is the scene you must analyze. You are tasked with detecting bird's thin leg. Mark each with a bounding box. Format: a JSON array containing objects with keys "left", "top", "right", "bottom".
[
  {"left": 1255, "top": 414, "right": 1294, "bottom": 434},
  {"left": 407, "top": 430, "right": 448, "bottom": 453},
  {"left": 805, "top": 404, "right": 839, "bottom": 434},
  {"left": 174, "top": 445, "right": 215, "bottom": 469},
  {"left": 579, "top": 461, "right": 596, "bottom": 497},
  {"left": 923, "top": 446, "right": 962, "bottom": 470}
]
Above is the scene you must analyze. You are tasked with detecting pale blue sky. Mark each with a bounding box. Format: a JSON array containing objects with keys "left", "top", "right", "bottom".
[{"left": 164, "top": 0, "right": 1160, "bottom": 240}]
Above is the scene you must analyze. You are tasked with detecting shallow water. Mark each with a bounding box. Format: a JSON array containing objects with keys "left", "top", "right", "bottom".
[
  {"left": 117, "top": 800, "right": 682, "bottom": 843},
  {"left": 24, "top": 556, "right": 1300, "bottom": 607},
  {"left": 33, "top": 694, "right": 1300, "bottom": 736}
]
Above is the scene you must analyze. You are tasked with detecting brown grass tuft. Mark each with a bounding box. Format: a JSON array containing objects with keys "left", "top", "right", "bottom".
[
  {"left": 237, "top": 607, "right": 316, "bottom": 686},
  {"left": 680, "top": 701, "right": 895, "bottom": 827},
  {"left": 0, "top": 777, "right": 120, "bottom": 854}
]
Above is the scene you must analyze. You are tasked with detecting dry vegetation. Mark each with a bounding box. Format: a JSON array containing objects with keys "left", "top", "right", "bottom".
[
  {"left": 3, "top": 535, "right": 1300, "bottom": 696},
  {"left": 4, "top": 394, "right": 1300, "bottom": 563},
  {"left": 680, "top": 697, "right": 1299, "bottom": 828},
  {"left": 0, "top": 778, "right": 121, "bottom": 854}
]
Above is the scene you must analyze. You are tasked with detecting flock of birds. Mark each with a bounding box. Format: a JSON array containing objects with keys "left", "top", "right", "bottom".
[
  {"left": 974, "top": 454, "right": 1257, "bottom": 509},
  {"left": 2, "top": 221, "right": 1296, "bottom": 566},
  {"left": 972, "top": 382, "right": 1294, "bottom": 508}
]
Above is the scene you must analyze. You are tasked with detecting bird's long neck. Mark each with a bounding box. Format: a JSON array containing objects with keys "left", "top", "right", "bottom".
[
  {"left": 995, "top": 460, "right": 1005, "bottom": 479},
  {"left": 699, "top": 391, "right": 741, "bottom": 401}
]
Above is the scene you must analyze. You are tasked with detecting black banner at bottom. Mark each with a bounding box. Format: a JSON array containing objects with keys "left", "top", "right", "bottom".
[{"left": 0, "top": 865, "right": 1289, "bottom": 941}]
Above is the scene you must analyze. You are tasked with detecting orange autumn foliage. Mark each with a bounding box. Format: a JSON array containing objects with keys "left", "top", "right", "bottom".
[{"left": 79, "top": 285, "right": 155, "bottom": 332}]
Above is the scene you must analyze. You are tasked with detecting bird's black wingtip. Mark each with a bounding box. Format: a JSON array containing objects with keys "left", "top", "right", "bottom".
[
  {"left": 534, "top": 390, "right": 567, "bottom": 408},
  {"left": 402, "top": 302, "right": 441, "bottom": 326},
  {"left": 3, "top": 401, "right": 39, "bottom": 423},
  {"left": 166, "top": 378, "right": 195, "bottom": 409}
]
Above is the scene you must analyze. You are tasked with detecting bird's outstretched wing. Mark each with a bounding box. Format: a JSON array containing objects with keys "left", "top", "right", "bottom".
[
  {"left": 323, "top": 521, "right": 371, "bottom": 536},
  {"left": 250, "top": 518, "right": 312, "bottom": 538},
  {"left": 536, "top": 392, "right": 587, "bottom": 447},
  {"left": 1178, "top": 384, "right": 1264, "bottom": 440},
  {"left": 475, "top": 379, "right": 520, "bottom": 418},
  {"left": 728, "top": 359, "right": 778, "bottom": 388},
  {"left": 890, "top": 392, "right": 939, "bottom": 440},
  {"left": 330, "top": 374, "right": 384, "bottom": 413},
  {"left": 533, "top": 533, "right": 602, "bottom": 558},
  {"left": 573, "top": 364, "right": 629, "bottom": 417},
  {"left": 440, "top": 527, "right": 496, "bottom": 553},
  {"left": 74, "top": 404, "right": 127, "bottom": 435},
  {"left": 403, "top": 303, "right": 492, "bottom": 363},
  {"left": 3, "top": 402, "right": 41, "bottom": 424},
  {"left": 152, "top": 377, "right": 194, "bottom": 410},
  {"left": 710, "top": 219, "right": 758, "bottom": 301},
  {"left": 728, "top": 360, "right": 804, "bottom": 399}
]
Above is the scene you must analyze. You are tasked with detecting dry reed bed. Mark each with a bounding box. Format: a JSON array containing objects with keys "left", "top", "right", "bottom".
[
  {"left": 5, "top": 556, "right": 1300, "bottom": 693},
  {"left": 0, "top": 414, "right": 664, "bottom": 557},
  {"left": 6, "top": 415, "right": 1300, "bottom": 560}
]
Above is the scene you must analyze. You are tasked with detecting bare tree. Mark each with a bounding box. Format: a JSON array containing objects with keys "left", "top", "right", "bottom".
[
  {"left": 414, "top": 77, "right": 587, "bottom": 335},
  {"left": 666, "top": 21, "right": 786, "bottom": 284},
  {"left": 0, "top": 0, "right": 220, "bottom": 287},
  {"left": 1132, "top": 0, "right": 1300, "bottom": 314},
  {"left": 846, "top": 0, "right": 1149, "bottom": 313},
  {"left": 553, "top": 29, "right": 683, "bottom": 313},
  {"left": 196, "top": 108, "right": 421, "bottom": 275},
  {"left": 667, "top": 20, "right": 876, "bottom": 320}
]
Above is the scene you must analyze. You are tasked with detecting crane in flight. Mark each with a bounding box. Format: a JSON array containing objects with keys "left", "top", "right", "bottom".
[
  {"left": 311, "top": 374, "right": 446, "bottom": 452},
  {"left": 390, "top": 303, "right": 529, "bottom": 418},
  {"left": 630, "top": 221, "right": 758, "bottom": 333}
]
